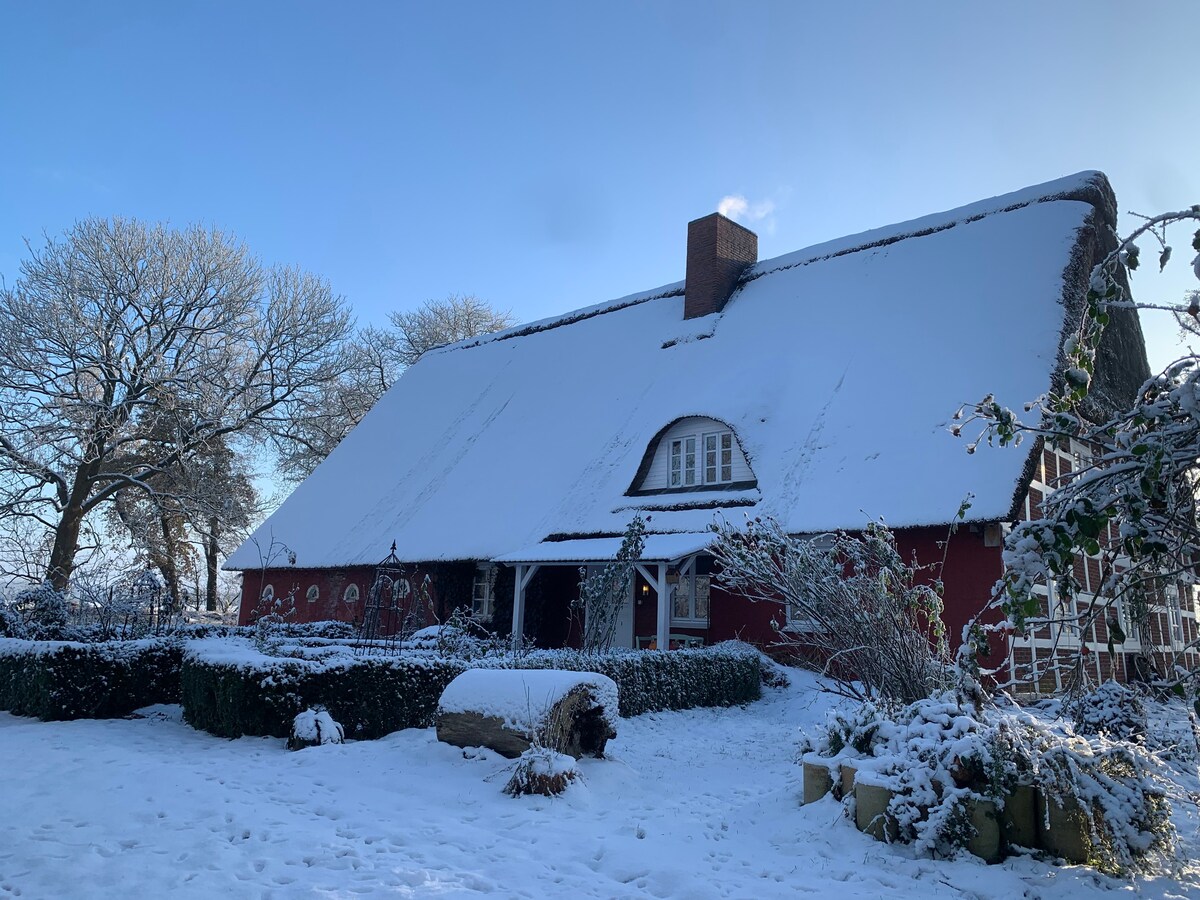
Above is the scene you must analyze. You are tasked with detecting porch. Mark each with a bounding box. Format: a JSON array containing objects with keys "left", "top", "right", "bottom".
[{"left": 493, "top": 532, "right": 716, "bottom": 651}]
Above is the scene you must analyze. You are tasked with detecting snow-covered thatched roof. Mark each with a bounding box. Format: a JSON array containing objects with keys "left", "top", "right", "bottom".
[{"left": 227, "top": 171, "right": 1147, "bottom": 570}]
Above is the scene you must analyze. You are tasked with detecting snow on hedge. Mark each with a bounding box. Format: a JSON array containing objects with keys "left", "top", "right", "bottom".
[{"left": 439, "top": 668, "right": 619, "bottom": 733}]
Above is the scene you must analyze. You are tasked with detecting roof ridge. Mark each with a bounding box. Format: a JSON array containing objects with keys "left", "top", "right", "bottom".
[{"left": 746, "top": 171, "right": 1113, "bottom": 283}]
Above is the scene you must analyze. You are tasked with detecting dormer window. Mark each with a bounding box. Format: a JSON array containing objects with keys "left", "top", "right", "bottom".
[
  {"left": 630, "top": 416, "right": 755, "bottom": 496},
  {"left": 670, "top": 430, "right": 734, "bottom": 487}
]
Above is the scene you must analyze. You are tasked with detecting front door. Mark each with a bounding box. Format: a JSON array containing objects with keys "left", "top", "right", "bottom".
[{"left": 583, "top": 565, "right": 637, "bottom": 650}]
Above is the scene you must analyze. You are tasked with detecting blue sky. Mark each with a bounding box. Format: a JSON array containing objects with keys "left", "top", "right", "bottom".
[{"left": 2, "top": 1, "right": 1197, "bottom": 368}]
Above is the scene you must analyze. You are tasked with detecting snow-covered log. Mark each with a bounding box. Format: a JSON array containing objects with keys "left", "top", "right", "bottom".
[{"left": 436, "top": 669, "right": 617, "bottom": 759}]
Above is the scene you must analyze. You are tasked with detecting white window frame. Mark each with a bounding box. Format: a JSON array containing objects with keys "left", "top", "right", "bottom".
[
  {"left": 306, "top": 585, "right": 319, "bottom": 604},
  {"left": 472, "top": 565, "right": 497, "bottom": 623},
  {"left": 343, "top": 584, "right": 359, "bottom": 604},
  {"left": 261, "top": 584, "right": 275, "bottom": 603},
  {"left": 1048, "top": 581, "right": 1080, "bottom": 643},
  {"left": 1166, "top": 584, "right": 1184, "bottom": 648},
  {"left": 669, "top": 557, "right": 710, "bottom": 628},
  {"left": 669, "top": 429, "right": 735, "bottom": 489}
]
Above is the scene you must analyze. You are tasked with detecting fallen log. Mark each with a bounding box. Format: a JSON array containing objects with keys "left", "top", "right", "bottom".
[{"left": 436, "top": 669, "right": 618, "bottom": 759}]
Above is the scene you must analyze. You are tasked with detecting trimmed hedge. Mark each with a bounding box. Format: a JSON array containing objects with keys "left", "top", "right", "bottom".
[
  {"left": 519, "top": 643, "right": 762, "bottom": 717},
  {"left": 181, "top": 639, "right": 763, "bottom": 739},
  {"left": 0, "top": 638, "right": 181, "bottom": 720},
  {"left": 182, "top": 648, "right": 465, "bottom": 740}
]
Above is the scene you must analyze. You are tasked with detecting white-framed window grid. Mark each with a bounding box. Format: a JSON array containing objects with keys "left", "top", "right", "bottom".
[
  {"left": 669, "top": 430, "right": 734, "bottom": 488},
  {"left": 1166, "top": 584, "right": 1184, "bottom": 647},
  {"left": 669, "top": 557, "right": 710, "bottom": 627},
  {"left": 472, "top": 565, "right": 497, "bottom": 622}
]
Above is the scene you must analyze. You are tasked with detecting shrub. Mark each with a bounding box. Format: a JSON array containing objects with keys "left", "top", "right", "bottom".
[
  {"left": 516, "top": 641, "right": 762, "bottom": 717},
  {"left": 1072, "top": 680, "right": 1146, "bottom": 743},
  {"left": 803, "top": 692, "right": 1176, "bottom": 873},
  {"left": 181, "top": 640, "right": 465, "bottom": 739},
  {"left": 711, "top": 517, "right": 950, "bottom": 703},
  {"left": 504, "top": 746, "right": 579, "bottom": 797},
  {"left": 181, "top": 638, "right": 763, "bottom": 739},
  {"left": 0, "top": 637, "right": 181, "bottom": 720},
  {"left": 288, "top": 706, "right": 345, "bottom": 750}
]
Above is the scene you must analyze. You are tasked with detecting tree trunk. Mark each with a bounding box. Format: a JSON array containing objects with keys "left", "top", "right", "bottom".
[
  {"left": 436, "top": 683, "right": 615, "bottom": 759},
  {"left": 205, "top": 519, "right": 219, "bottom": 612},
  {"left": 156, "top": 509, "right": 183, "bottom": 614},
  {"left": 46, "top": 467, "right": 98, "bottom": 590}
]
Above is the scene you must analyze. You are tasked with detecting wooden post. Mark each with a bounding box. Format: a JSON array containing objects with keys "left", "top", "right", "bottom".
[
  {"left": 656, "top": 562, "right": 669, "bottom": 651},
  {"left": 511, "top": 564, "right": 539, "bottom": 651},
  {"left": 512, "top": 564, "right": 526, "bottom": 651}
]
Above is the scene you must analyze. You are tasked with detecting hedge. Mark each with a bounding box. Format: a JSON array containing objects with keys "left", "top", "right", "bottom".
[
  {"left": 519, "top": 642, "right": 762, "bottom": 717},
  {"left": 181, "top": 638, "right": 763, "bottom": 739},
  {"left": 0, "top": 637, "right": 181, "bottom": 720},
  {"left": 181, "top": 644, "right": 466, "bottom": 739}
]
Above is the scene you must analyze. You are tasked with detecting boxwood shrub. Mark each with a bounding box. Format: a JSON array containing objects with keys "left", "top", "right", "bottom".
[
  {"left": 518, "top": 642, "right": 762, "bottom": 717},
  {"left": 181, "top": 638, "right": 763, "bottom": 739},
  {"left": 0, "top": 637, "right": 182, "bottom": 720}
]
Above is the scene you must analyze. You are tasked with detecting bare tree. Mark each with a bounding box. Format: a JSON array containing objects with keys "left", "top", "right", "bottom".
[
  {"left": 277, "top": 296, "right": 514, "bottom": 481},
  {"left": 387, "top": 294, "right": 514, "bottom": 368},
  {"left": 0, "top": 217, "right": 353, "bottom": 590},
  {"left": 711, "top": 517, "right": 951, "bottom": 703}
]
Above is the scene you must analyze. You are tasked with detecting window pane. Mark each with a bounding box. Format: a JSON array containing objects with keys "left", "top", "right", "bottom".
[
  {"left": 672, "top": 582, "right": 689, "bottom": 618},
  {"left": 670, "top": 440, "right": 682, "bottom": 487},
  {"left": 685, "top": 437, "right": 696, "bottom": 485},
  {"left": 695, "top": 576, "right": 710, "bottom": 619}
]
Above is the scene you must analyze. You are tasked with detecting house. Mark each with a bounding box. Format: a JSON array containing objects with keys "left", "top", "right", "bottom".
[{"left": 226, "top": 171, "right": 1198, "bottom": 686}]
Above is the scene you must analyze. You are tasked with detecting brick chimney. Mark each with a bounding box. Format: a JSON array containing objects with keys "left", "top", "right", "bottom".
[{"left": 684, "top": 213, "right": 758, "bottom": 319}]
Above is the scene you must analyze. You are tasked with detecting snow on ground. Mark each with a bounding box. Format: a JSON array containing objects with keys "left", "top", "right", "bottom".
[{"left": 2, "top": 671, "right": 1198, "bottom": 899}]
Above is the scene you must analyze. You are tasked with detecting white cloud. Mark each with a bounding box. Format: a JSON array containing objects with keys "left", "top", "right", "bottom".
[{"left": 717, "top": 194, "right": 777, "bottom": 233}]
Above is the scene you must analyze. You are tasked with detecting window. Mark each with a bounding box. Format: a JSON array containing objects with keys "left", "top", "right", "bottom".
[
  {"left": 343, "top": 584, "right": 359, "bottom": 604},
  {"left": 669, "top": 429, "right": 733, "bottom": 488},
  {"left": 669, "top": 560, "right": 710, "bottom": 626},
  {"left": 306, "top": 585, "right": 319, "bottom": 604},
  {"left": 1049, "top": 581, "right": 1079, "bottom": 641},
  {"left": 1166, "top": 585, "right": 1184, "bottom": 646},
  {"left": 472, "top": 565, "right": 497, "bottom": 622},
  {"left": 261, "top": 584, "right": 275, "bottom": 603}
]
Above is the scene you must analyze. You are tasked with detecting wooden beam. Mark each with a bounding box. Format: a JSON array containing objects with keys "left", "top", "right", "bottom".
[
  {"left": 511, "top": 563, "right": 540, "bottom": 651},
  {"left": 655, "top": 562, "right": 669, "bottom": 651}
]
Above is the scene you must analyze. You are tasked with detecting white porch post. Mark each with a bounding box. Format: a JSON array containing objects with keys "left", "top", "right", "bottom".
[
  {"left": 655, "top": 562, "right": 669, "bottom": 651},
  {"left": 511, "top": 563, "right": 539, "bottom": 651}
]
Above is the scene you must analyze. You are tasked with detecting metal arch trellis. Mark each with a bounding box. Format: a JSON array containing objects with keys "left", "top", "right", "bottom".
[{"left": 355, "top": 542, "right": 431, "bottom": 656}]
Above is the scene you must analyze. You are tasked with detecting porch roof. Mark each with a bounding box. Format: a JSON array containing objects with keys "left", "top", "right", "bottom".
[{"left": 493, "top": 531, "right": 713, "bottom": 565}]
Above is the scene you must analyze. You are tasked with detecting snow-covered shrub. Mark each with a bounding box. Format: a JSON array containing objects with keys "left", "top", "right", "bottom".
[
  {"left": 0, "top": 601, "right": 29, "bottom": 639},
  {"left": 518, "top": 641, "right": 761, "bottom": 717},
  {"left": 804, "top": 692, "right": 1175, "bottom": 873},
  {"left": 503, "top": 745, "right": 579, "bottom": 797},
  {"left": 8, "top": 583, "right": 68, "bottom": 639},
  {"left": 181, "top": 639, "right": 467, "bottom": 740},
  {"left": 809, "top": 702, "right": 890, "bottom": 757},
  {"left": 408, "top": 610, "right": 508, "bottom": 660},
  {"left": 288, "top": 706, "right": 345, "bottom": 750},
  {"left": 711, "top": 517, "right": 950, "bottom": 703},
  {"left": 0, "top": 637, "right": 181, "bottom": 720},
  {"left": 1037, "top": 740, "right": 1171, "bottom": 875},
  {"left": 1072, "top": 680, "right": 1146, "bottom": 744},
  {"left": 181, "top": 637, "right": 763, "bottom": 740}
]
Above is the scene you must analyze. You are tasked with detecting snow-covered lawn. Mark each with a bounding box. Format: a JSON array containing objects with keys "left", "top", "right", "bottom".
[{"left": 3, "top": 673, "right": 1198, "bottom": 899}]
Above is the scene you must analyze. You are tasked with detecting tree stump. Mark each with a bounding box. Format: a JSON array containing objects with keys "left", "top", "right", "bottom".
[{"left": 436, "top": 669, "right": 618, "bottom": 759}]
